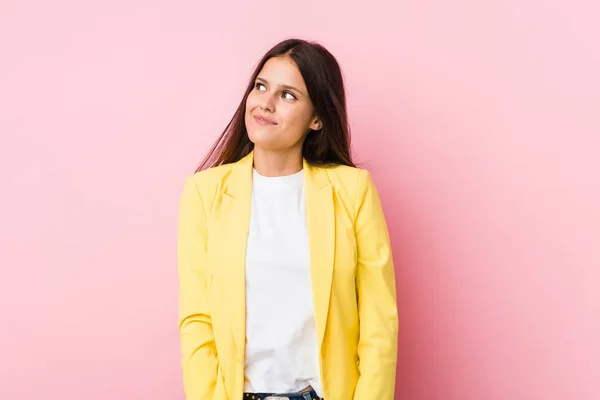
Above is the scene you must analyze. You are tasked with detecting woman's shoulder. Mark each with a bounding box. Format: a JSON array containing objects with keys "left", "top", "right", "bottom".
[
  {"left": 321, "top": 163, "right": 376, "bottom": 198},
  {"left": 324, "top": 162, "right": 377, "bottom": 181},
  {"left": 186, "top": 163, "right": 233, "bottom": 185},
  {"left": 323, "top": 163, "right": 363, "bottom": 177},
  {"left": 181, "top": 163, "right": 235, "bottom": 203}
]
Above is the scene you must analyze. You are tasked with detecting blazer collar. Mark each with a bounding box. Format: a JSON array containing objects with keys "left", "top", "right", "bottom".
[
  {"left": 220, "top": 149, "right": 335, "bottom": 359},
  {"left": 225, "top": 149, "right": 332, "bottom": 197}
]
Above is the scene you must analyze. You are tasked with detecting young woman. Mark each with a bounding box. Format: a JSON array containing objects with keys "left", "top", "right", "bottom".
[{"left": 177, "top": 38, "right": 398, "bottom": 400}]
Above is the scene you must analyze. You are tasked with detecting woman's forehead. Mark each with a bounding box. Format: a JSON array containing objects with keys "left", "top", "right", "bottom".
[{"left": 258, "top": 56, "right": 307, "bottom": 90}]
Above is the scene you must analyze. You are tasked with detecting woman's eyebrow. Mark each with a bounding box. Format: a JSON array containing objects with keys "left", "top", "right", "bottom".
[{"left": 256, "top": 77, "right": 304, "bottom": 96}]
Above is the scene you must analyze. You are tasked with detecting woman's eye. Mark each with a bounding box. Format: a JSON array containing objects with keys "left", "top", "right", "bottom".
[{"left": 254, "top": 83, "right": 295, "bottom": 100}]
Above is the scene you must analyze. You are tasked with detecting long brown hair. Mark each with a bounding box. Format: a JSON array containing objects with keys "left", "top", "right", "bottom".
[{"left": 195, "top": 38, "right": 355, "bottom": 172}]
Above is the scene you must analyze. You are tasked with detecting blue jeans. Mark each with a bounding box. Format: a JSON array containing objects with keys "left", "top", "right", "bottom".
[{"left": 243, "top": 388, "right": 323, "bottom": 400}]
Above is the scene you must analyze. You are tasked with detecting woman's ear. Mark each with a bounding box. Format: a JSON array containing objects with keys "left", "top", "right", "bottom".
[{"left": 310, "top": 116, "right": 322, "bottom": 131}]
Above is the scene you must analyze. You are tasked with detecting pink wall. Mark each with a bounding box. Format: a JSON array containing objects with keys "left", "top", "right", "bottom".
[{"left": 1, "top": 1, "right": 598, "bottom": 399}]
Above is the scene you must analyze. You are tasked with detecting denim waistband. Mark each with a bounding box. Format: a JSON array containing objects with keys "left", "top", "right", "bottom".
[{"left": 243, "top": 388, "right": 323, "bottom": 400}]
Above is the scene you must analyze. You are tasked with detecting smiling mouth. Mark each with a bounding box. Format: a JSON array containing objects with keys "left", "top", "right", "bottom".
[{"left": 254, "top": 116, "right": 277, "bottom": 125}]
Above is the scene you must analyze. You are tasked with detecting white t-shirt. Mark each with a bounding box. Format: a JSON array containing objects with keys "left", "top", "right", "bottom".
[{"left": 243, "top": 167, "right": 322, "bottom": 397}]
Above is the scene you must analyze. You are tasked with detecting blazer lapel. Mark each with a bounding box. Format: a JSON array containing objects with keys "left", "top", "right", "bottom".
[
  {"left": 303, "top": 159, "right": 335, "bottom": 354},
  {"left": 220, "top": 151, "right": 253, "bottom": 356},
  {"left": 219, "top": 151, "right": 335, "bottom": 359}
]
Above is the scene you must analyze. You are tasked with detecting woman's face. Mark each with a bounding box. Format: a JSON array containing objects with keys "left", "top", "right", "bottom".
[{"left": 245, "top": 56, "right": 321, "bottom": 151}]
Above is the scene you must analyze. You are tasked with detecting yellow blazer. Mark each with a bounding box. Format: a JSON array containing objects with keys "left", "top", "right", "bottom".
[{"left": 177, "top": 150, "right": 398, "bottom": 400}]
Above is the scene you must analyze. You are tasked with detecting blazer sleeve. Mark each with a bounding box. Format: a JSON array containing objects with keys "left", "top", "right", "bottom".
[
  {"left": 177, "top": 176, "right": 218, "bottom": 400},
  {"left": 352, "top": 169, "right": 399, "bottom": 400}
]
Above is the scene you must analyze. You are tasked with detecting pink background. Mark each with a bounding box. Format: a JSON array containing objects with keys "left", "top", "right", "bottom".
[{"left": 1, "top": 1, "right": 599, "bottom": 399}]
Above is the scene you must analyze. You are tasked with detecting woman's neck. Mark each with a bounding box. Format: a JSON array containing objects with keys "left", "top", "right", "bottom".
[{"left": 252, "top": 146, "right": 303, "bottom": 177}]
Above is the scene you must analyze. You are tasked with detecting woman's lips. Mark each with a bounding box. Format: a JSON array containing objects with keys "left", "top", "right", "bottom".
[{"left": 254, "top": 116, "right": 277, "bottom": 125}]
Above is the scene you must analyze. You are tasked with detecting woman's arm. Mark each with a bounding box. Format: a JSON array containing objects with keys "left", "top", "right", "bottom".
[
  {"left": 177, "top": 176, "right": 218, "bottom": 400},
  {"left": 353, "top": 169, "right": 399, "bottom": 400}
]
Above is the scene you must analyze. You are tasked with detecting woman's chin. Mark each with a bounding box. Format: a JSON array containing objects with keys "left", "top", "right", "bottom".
[{"left": 248, "top": 130, "right": 277, "bottom": 147}]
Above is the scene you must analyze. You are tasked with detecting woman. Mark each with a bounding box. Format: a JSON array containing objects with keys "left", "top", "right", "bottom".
[{"left": 177, "top": 38, "right": 398, "bottom": 400}]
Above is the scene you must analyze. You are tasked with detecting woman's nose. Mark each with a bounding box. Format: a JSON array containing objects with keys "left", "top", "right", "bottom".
[{"left": 259, "top": 92, "right": 276, "bottom": 111}]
